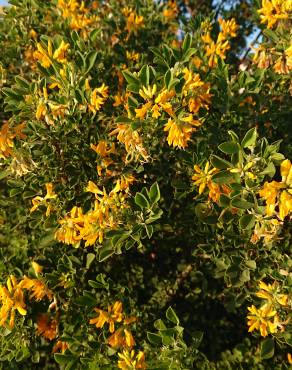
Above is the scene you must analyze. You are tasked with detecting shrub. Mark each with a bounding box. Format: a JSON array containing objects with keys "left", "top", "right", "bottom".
[{"left": 0, "top": 0, "right": 291, "bottom": 368}]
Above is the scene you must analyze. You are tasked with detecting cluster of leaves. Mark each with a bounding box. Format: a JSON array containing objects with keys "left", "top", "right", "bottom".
[{"left": 0, "top": 0, "right": 291, "bottom": 369}]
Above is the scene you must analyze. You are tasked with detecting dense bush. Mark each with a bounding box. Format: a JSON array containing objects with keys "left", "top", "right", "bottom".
[{"left": 0, "top": 0, "right": 291, "bottom": 369}]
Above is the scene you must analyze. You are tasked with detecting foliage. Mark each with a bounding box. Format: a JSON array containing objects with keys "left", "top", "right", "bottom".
[{"left": 0, "top": 0, "right": 291, "bottom": 368}]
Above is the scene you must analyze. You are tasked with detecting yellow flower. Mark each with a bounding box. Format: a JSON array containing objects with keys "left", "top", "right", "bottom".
[
  {"left": 110, "top": 124, "right": 148, "bottom": 162},
  {"left": 55, "top": 206, "right": 84, "bottom": 245},
  {"left": 259, "top": 159, "right": 292, "bottom": 220},
  {"left": 0, "top": 276, "right": 27, "bottom": 328},
  {"left": 124, "top": 9, "right": 144, "bottom": 36},
  {"left": 32, "top": 261, "right": 43, "bottom": 275},
  {"left": 192, "top": 162, "right": 217, "bottom": 194},
  {"left": 281, "top": 159, "right": 292, "bottom": 185},
  {"left": 163, "top": 1, "right": 178, "bottom": 20},
  {"left": 247, "top": 304, "right": 278, "bottom": 337},
  {"left": 258, "top": 0, "right": 290, "bottom": 29},
  {"left": 90, "top": 301, "right": 123, "bottom": 333},
  {"left": 30, "top": 196, "right": 44, "bottom": 213},
  {"left": 86, "top": 181, "right": 103, "bottom": 195},
  {"left": 182, "top": 68, "right": 204, "bottom": 93},
  {"left": 52, "top": 340, "right": 69, "bottom": 354},
  {"left": 19, "top": 276, "right": 53, "bottom": 301},
  {"left": 111, "top": 175, "right": 136, "bottom": 194},
  {"left": 151, "top": 104, "right": 161, "bottom": 119},
  {"left": 155, "top": 89, "right": 175, "bottom": 104},
  {"left": 279, "top": 190, "right": 292, "bottom": 221},
  {"left": 53, "top": 40, "right": 70, "bottom": 64},
  {"left": 139, "top": 85, "right": 157, "bottom": 101},
  {"left": 259, "top": 181, "right": 284, "bottom": 216},
  {"left": 135, "top": 101, "right": 152, "bottom": 119},
  {"left": 35, "top": 101, "right": 47, "bottom": 121},
  {"left": 44, "top": 183, "right": 57, "bottom": 200},
  {"left": 126, "top": 51, "right": 140, "bottom": 62},
  {"left": 30, "top": 183, "right": 57, "bottom": 216},
  {"left": 164, "top": 115, "right": 201, "bottom": 149},
  {"left": 286, "top": 44, "right": 292, "bottom": 70},
  {"left": 0, "top": 123, "right": 15, "bottom": 158},
  {"left": 218, "top": 17, "right": 238, "bottom": 39},
  {"left": 117, "top": 349, "right": 146, "bottom": 370},
  {"left": 164, "top": 119, "right": 190, "bottom": 149},
  {"left": 88, "top": 84, "right": 109, "bottom": 113},
  {"left": 36, "top": 314, "right": 57, "bottom": 341},
  {"left": 107, "top": 328, "right": 136, "bottom": 348},
  {"left": 33, "top": 40, "right": 53, "bottom": 68}
]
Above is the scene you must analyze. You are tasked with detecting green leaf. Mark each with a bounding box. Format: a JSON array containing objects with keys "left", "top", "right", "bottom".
[
  {"left": 127, "top": 83, "right": 140, "bottom": 94},
  {"left": 0, "top": 170, "right": 11, "bottom": 181},
  {"left": 260, "top": 162, "right": 275, "bottom": 177},
  {"left": 122, "top": 70, "right": 140, "bottom": 85},
  {"left": 210, "top": 155, "right": 232, "bottom": 169},
  {"left": 75, "top": 293, "right": 96, "bottom": 306},
  {"left": 90, "top": 29, "right": 100, "bottom": 42},
  {"left": 218, "top": 142, "right": 240, "bottom": 154},
  {"left": 182, "top": 33, "right": 192, "bottom": 53},
  {"left": 116, "top": 116, "right": 133, "bottom": 123},
  {"left": 231, "top": 198, "right": 254, "bottom": 209},
  {"left": 246, "top": 260, "right": 257, "bottom": 270},
  {"left": 164, "top": 69, "right": 172, "bottom": 90},
  {"left": 154, "top": 319, "right": 167, "bottom": 330},
  {"left": 134, "top": 192, "right": 150, "bottom": 209},
  {"left": 192, "top": 331, "right": 203, "bottom": 348},
  {"left": 139, "top": 65, "right": 150, "bottom": 86},
  {"left": 9, "top": 188, "right": 23, "bottom": 197},
  {"left": 147, "top": 332, "right": 162, "bottom": 345},
  {"left": 219, "top": 194, "right": 230, "bottom": 207},
  {"left": 145, "top": 224, "right": 153, "bottom": 238},
  {"left": 15, "top": 76, "right": 30, "bottom": 89},
  {"left": 86, "top": 253, "right": 95, "bottom": 269},
  {"left": 240, "top": 269, "right": 250, "bottom": 283},
  {"left": 148, "top": 182, "right": 160, "bottom": 204},
  {"left": 98, "top": 247, "right": 114, "bottom": 262},
  {"left": 239, "top": 214, "right": 255, "bottom": 229},
  {"left": 166, "top": 307, "right": 180, "bottom": 325},
  {"left": 182, "top": 48, "right": 197, "bottom": 62},
  {"left": 7, "top": 179, "right": 24, "bottom": 187},
  {"left": 85, "top": 51, "right": 97, "bottom": 74},
  {"left": 212, "top": 170, "right": 234, "bottom": 184},
  {"left": 241, "top": 128, "right": 257, "bottom": 148},
  {"left": 54, "top": 354, "right": 76, "bottom": 365},
  {"left": 260, "top": 338, "right": 274, "bottom": 359}
]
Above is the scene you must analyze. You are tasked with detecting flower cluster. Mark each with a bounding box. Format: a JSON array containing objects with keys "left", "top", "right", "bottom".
[
  {"left": 192, "top": 161, "right": 231, "bottom": 203},
  {"left": 33, "top": 40, "right": 70, "bottom": 69},
  {"left": 57, "top": 0, "right": 98, "bottom": 34},
  {"left": 201, "top": 17, "right": 238, "bottom": 67},
  {"left": 163, "top": 1, "right": 179, "bottom": 21},
  {"left": 86, "top": 81, "right": 109, "bottom": 114},
  {"left": 55, "top": 179, "right": 131, "bottom": 247},
  {"left": 30, "top": 183, "right": 57, "bottom": 217},
  {"left": 89, "top": 301, "right": 146, "bottom": 369},
  {"left": 122, "top": 7, "right": 144, "bottom": 38},
  {"left": 247, "top": 281, "right": 290, "bottom": 337},
  {"left": 0, "top": 274, "right": 53, "bottom": 328},
  {"left": 257, "top": 0, "right": 291, "bottom": 29},
  {"left": 110, "top": 123, "right": 149, "bottom": 162},
  {"left": 259, "top": 159, "right": 292, "bottom": 220},
  {"left": 0, "top": 122, "right": 26, "bottom": 159},
  {"left": 36, "top": 313, "right": 58, "bottom": 341}
]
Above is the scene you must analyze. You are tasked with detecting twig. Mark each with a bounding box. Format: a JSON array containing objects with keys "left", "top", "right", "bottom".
[{"left": 241, "top": 29, "right": 263, "bottom": 63}]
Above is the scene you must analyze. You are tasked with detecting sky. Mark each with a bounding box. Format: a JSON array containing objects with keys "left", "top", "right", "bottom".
[{"left": 0, "top": 0, "right": 8, "bottom": 5}]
